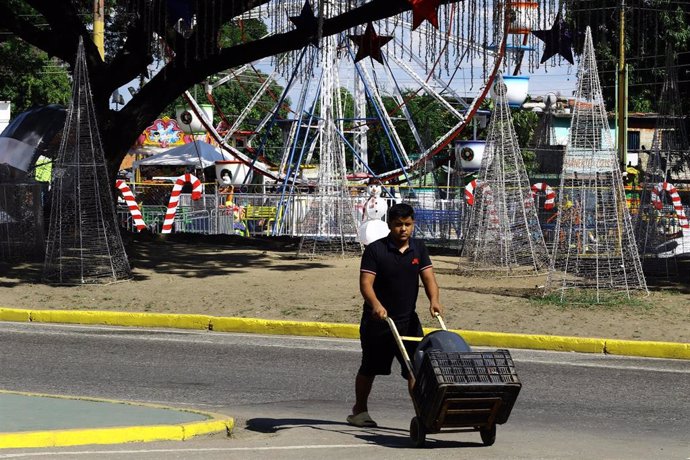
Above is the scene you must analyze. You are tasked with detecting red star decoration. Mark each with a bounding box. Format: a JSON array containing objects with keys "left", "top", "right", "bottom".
[
  {"left": 408, "top": 0, "right": 441, "bottom": 30},
  {"left": 348, "top": 23, "right": 393, "bottom": 64}
]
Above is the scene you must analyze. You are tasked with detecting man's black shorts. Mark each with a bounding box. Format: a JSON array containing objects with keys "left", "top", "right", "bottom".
[{"left": 358, "top": 313, "right": 423, "bottom": 379}]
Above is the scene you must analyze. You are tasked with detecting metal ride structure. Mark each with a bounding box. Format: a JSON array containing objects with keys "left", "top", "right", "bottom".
[
  {"left": 461, "top": 73, "right": 549, "bottom": 275},
  {"left": 177, "top": 0, "right": 559, "bottom": 241},
  {"left": 635, "top": 45, "right": 690, "bottom": 275},
  {"left": 43, "top": 39, "right": 131, "bottom": 284},
  {"left": 545, "top": 27, "right": 647, "bottom": 302}
]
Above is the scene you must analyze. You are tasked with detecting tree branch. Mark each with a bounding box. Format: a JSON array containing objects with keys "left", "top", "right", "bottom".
[{"left": 0, "top": 2, "right": 60, "bottom": 57}]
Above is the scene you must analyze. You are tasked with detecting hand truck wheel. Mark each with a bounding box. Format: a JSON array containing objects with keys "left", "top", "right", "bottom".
[
  {"left": 410, "top": 416, "right": 426, "bottom": 448},
  {"left": 480, "top": 424, "right": 496, "bottom": 446}
]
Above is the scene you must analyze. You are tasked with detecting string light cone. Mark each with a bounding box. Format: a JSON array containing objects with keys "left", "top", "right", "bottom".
[
  {"left": 545, "top": 27, "right": 647, "bottom": 302},
  {"left": 296, "top": 35, "right": 361, "bottom": 258},
  {"left": 635, "top": 45, "right": 690, "bottom": 275},
  {"left": 460, "top": 73, "right": 549, "bottom": 275},
  {"left": 43, "top": 38, "right": 131, "bottom": 284}
]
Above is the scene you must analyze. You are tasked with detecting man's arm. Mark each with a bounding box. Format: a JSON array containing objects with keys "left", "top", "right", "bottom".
[
  {"left": 420, "top": 267, "right": 443, "bottom": 317},
  {"left": 360, "top": 271, "right": 387, "bottom": 320}
]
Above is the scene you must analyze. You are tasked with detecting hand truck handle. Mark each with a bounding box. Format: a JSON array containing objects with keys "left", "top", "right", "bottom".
[
  {"left": 434, "top": 312, "right": 448, "bottom": 331},
  {"left": 384, "top": 316, "right": 415, "bottom": 380}
]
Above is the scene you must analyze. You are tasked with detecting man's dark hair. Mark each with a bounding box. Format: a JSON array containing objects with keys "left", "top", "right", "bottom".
[{"left": 387, "top": 203, "right": 415, "bottom": 223}]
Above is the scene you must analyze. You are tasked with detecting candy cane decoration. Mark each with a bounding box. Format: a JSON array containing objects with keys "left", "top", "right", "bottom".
[
  {"left": 465, "top": 179, "right": 498, "bottom": 226},
  {"left": 115, "top": 180, "right": 146, "bottom": 231},
  {"left": 464, "top": 179, "right": 477, "bottom": 205},
  {"left": 650, "top": 181, "right": 689, "bottom": 229},
  {"left": 161, "top": 173, "right": 203, "bottom": 234},
  {"left": 531, "top": 182, "right": 556, "bottom": 210}
]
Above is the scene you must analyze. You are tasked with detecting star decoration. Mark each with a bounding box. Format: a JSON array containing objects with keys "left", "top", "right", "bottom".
[
  {"left": 167, "top": 0, "right": 196, "bottom": 38},
  {"left": 531, "top": 13, "right": 575, "bottom": 65},
  {"left": 408, "top": 0, "right": 441, "bottom": 30},
  {"left": 289, "top": 1, "right": 320, "bottom": 47},
  {"left": 348, "top": 23, "right": 393, "bottom": 64}
]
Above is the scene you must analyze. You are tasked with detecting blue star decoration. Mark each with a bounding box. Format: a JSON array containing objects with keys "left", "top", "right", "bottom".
[
  {"left": 289, "top": 1, "right": 320, "bottom": 47},
  {"left": 531, "top": 13, "right": 574, "bottom": 65},
  {"left": 348, "top": 22, "right": 393, "bottom": 64}
]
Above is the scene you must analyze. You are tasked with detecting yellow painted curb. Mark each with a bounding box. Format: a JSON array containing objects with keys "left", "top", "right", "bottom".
[
  {"left": 454, "top": 329, "right": 606, "bottom": 354},
  {"left": 0, "top": 390, "right": 233, "bottom": 449},
  {"left": 0, "top": 308, "right": 31, "bottom": 323},
  {"left": 605, "top": 339, "right": 690, "bottom": 360},
  {"left": 29, "top": 310, "right": 211, "bottom": 330},
  {"left": 0, "top": 419, "right": 233, "bottom": 449},
  {"left": 2, "top": 307, "right": 687, "bottom": 359},
  {"left": 211, "top": 316, "right": 360, "bottom": 339}
]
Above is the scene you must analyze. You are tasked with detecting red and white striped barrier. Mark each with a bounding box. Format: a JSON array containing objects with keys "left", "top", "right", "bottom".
[
  {"left": 650, "top": 181, "right": 689, "bottom": 229},
  {"left": 531, "top": 182, "right": 556, "bottom": 210},
  {"left": 464, "top": 179, "right": 477, "bottom": 205},
  {"left": 115, "top": 180, "right": 146, "bottom": 231},
  {"left": 161, "top": 173, "right": 203, "bottom": 234}
]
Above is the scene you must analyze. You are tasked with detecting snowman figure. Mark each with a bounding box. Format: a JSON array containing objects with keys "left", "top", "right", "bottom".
[
  {"left": 357, "top": 182, "right": 390, "bottom": 245},
  {"left": 363, "top": 183, "right": 388, "bottom": 221}
]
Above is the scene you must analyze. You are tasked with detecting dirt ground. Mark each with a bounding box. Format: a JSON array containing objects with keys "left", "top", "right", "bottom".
[{"left": 1, "top": 234, "right": 688, "bottom": 344}]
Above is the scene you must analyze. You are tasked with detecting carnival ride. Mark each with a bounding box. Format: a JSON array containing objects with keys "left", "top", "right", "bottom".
[{"left": 177, "top": 0, "right": 539, "bottom": 189}]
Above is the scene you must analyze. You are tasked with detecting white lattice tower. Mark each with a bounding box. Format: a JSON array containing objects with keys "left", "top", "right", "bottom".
[
  {"left": 546, "top": 27, "right": 647, "bottom": 301},
  {"left": 298, "top": 34, "right": 360, "bottom": 257},
  {"left": 43, "top": 38, "right": 131, "bottom": 284},
  {"left": 461, "top": 74, "right": 549, "bottom": 275},
  {"left": 635, "top": 45, "right": 690, "bottom": 268}
]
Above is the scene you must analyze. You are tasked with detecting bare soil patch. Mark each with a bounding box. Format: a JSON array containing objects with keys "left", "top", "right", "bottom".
[{"left": 1, "top": 234, "right": 688, "bottom": 344}]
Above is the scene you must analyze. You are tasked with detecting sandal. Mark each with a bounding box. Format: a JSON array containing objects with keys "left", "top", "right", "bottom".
[{"left": 346, "top": 411, "right": 378, "bottom": 428}]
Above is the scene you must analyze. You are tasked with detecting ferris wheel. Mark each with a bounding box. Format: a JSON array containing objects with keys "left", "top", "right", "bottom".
[{"left": 182, "top": 0, "right": 536, "bottom": 185}]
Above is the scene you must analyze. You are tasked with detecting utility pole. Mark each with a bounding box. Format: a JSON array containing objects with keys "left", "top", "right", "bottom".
[
  {"left": 617, "top": 0, "right": 627, "bottom": 168},
  {"left": 93, "top": 0, "right": 105, "bottom": 60}
]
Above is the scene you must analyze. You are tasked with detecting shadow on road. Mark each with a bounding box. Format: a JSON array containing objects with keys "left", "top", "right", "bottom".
[{"left": 245, "top": 417, "right": 484, "bottom": 449}]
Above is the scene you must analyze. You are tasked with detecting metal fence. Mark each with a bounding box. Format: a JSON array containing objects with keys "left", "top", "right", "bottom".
[
  {"left": 115, "top": 183, "right": 471, "bottom": 240},
  {"left": 115, "top": 182, "right": 690, "bottom": 252},
  {"left": 0, "top": 182, "right": 46, "bottom": 260}
]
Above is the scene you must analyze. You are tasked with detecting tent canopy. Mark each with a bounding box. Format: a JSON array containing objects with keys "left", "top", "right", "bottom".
[
  {"left": 0, "top": 104, "right": 66, "bottom": 172},
  {"left": 132, "top": 140, "right": 232, "bottom": 169}
]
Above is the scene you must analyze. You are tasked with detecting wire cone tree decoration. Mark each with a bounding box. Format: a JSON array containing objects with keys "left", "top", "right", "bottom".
[
  {"left": 635, "top": 45, "right": 690, "bottom": 271},
  {"left": 43, "top": 38, "right": 131, "bottom": 284},
  {"left": 297, "top": 35, "right": 361, "bottom": 258},
  {"left": 460, "top": 74, "right": 549, "bottom": 275},
  {"left": 546, "top": 27, "right": 647, "bottom": 301}
]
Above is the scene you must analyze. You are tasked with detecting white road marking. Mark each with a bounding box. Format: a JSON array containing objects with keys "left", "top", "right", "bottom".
[{"left": 0, "top": 444, "right": 378, "bottom": 458}]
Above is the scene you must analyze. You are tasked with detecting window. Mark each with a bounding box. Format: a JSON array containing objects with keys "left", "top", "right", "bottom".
[{"left": 627, "top": 131, "right": 640, "bottom": 150}]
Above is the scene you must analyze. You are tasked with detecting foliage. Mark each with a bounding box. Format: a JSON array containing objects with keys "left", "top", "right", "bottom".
[
  {"left": 512, "top": 109, "right": 540, "bottom": 174},
  {"left": 0, "top": 37, "right": 71, "bottom": 115},
  {"left": 531, "top": 290, "right": 652, "bottom": 309},
  {"left": 567, "top": 0, "right": 690, "bottom": 113},
  {"left": 365, "top": 91, "right": 456, "bottom": 175}
]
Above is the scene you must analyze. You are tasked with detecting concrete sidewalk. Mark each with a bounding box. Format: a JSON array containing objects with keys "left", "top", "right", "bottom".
[{"left": 0, "top": 391, "right": 233, "bottom": 449}]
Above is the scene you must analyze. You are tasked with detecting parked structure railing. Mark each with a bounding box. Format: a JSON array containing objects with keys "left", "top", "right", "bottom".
[{"left": 116, "top": 183, "right": 690, "bottom": 250}]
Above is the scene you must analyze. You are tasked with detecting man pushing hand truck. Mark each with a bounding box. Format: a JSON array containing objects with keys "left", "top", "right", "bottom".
[{"left": 348, "top": 203, "right": 522, "bottom": 448}]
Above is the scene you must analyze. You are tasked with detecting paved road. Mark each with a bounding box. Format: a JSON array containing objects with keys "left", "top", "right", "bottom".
[{"left": 0, "top": 322, "right": 688, "bottom": 459}]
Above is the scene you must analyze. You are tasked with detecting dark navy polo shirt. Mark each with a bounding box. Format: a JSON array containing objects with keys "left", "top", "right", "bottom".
[{"left": 360, "top": 236, "right": 432, "bottom": 322}]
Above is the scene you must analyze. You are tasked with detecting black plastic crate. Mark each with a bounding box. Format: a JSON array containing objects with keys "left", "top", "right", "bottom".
[{"left": 413, "top": 350, "right": 522, "bottom": 432}]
